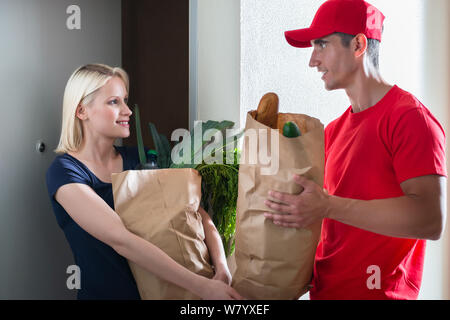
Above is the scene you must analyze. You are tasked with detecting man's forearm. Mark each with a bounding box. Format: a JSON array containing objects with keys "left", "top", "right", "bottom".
[{"left": 327, "top": 195, "right": 443, "bottom": 240}]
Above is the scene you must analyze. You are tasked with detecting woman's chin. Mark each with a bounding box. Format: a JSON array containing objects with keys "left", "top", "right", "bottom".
[
  {"left": 114, "top": 131, "right": 130, "bottom": 139},
  {"left": 119, "top": 128, "right": 131, "bottom": 137},
  {"left": 121, "top": 133, "right": 131, "bottom": 138}
]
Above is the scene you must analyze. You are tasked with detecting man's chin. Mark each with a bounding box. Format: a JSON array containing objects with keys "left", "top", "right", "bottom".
[{"left": 323, "top": 82, "right": 341, "bottom": 91}]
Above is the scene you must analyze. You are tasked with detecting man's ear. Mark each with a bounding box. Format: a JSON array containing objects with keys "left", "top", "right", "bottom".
[
  {"left": 353, "top": 33, "right": 368, "bottom": 58},
  {"left": 76, "top": 103, "right": 88, "bottom": 121}
]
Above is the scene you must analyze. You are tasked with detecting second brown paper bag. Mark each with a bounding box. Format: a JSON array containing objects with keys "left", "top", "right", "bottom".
[
  {"left": 111, "top": 168, "right": 214, "bottom": 300},
  {"left": 231, "top": 111, "right": 324, "bottom": 300}
]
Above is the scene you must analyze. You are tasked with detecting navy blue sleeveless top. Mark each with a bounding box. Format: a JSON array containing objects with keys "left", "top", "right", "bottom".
[{"left": 46, "top": 146, "right": 145, "bottom": 300}]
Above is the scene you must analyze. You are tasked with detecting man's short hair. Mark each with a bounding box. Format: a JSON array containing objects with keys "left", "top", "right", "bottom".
[{"left": 334, "top": 32, "right": 381, "bottom": 69}]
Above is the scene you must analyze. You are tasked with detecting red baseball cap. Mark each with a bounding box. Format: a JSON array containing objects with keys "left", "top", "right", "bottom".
[{"left": 285, "top": 0, "right": 385, "bottom": 48}]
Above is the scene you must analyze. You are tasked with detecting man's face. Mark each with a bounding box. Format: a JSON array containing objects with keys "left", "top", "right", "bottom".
[{"left": 309, "top": 34, "right": 357, "bottom": 91}]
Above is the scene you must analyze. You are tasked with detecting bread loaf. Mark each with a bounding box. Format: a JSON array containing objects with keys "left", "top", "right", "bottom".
[{"left": 255, "top": 93, "right": 279, "bottom": 129}]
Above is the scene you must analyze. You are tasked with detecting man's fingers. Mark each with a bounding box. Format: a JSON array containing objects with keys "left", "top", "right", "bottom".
[
  {"left": 293, "top": 174, "right": 312, "bottom": 189},
  {"left": 281, "top": 222, "right": 301, "bottom": 228},
  {"left": 268, "top": 190, "right": 297, "bottom": 204},
  {"left": 264, "top": 212, "right": 300, "bottom": 224},
  {"left": 273, "top": 220, "right": 302, "bottom": 229},
  {"left": 264, "top": 199, "right": 293, "bottom": 214}
]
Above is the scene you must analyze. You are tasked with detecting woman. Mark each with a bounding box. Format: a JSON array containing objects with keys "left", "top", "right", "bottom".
[{"left": 46, "top": 63, "right": 241, "bottom": 300}]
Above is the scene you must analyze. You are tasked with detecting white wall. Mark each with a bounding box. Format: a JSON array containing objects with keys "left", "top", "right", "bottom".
[
  {"left": 420, "top": 0, "right": 450, "bottom": 300},
  {"left": 241, "top": 0, "right": 349, "bottom": 129},
  {"left": 195, "top": 0, "right": 240, "bottom": 126}
]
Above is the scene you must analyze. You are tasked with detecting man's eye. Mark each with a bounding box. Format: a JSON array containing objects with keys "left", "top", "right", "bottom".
[{"left": 319, "top": 42, "right": 326, "bottom": 49}]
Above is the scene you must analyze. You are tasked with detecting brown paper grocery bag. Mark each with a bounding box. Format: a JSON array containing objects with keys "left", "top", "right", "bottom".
[
  {"left": 231, "top": 112, "right": 324, "bottom": 300},
  {"left": 111, "top": 168, "right": 214, "bottom": 300}
]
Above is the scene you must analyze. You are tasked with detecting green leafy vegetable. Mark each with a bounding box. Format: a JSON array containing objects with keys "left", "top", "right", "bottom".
[
  {"left": 148, "top": 120, "right": 242, "bottom": 256},
  {"left": 134, "top": 104, "right": 147, "bottom": 166},
  {"left": 148, "top": 123, "right": 172, "bottom": 169}
]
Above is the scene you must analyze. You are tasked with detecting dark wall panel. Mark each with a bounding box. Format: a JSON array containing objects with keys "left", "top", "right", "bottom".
[{"left": 122, "top": 0, "right": 189, "bottom": 149}]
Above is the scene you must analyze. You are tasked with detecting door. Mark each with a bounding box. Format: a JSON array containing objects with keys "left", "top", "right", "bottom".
[{"left": 0, "top": 0, "right": 121, "bottom": 299}]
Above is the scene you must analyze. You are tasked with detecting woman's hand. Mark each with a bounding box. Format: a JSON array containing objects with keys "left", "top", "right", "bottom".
[
  {"left": 199, "top": 278, "right": 244, "bottom": 300},
  {"left": 213, "top": 264, "right": 232, "bottom": 285}
]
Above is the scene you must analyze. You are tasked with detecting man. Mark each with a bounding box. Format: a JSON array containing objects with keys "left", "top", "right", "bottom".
[{"left": 263, "top": 0, "right": 447, "bottom": 300}]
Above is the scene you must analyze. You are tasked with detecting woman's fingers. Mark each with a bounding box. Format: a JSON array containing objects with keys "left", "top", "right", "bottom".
[{"left": 229, "top": 287, "right": 245, "bottom": 300}]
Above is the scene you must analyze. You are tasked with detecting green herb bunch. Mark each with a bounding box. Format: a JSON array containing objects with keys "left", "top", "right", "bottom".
[
  {"left": 133, "top": 105, "right": 242, "bottom": 256},
  {"left": 197, "top": 149, "right": 239, "bottom": 257}
]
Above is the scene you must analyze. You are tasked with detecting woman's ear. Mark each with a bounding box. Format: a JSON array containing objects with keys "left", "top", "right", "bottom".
[
  {"left": 76, "top": 103, "right": 88, "bottom": 121},
  {"left": 353, "top": 33, "right": 368, "bottom": 58}
]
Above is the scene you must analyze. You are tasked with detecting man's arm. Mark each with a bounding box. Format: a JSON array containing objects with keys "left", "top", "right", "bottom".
[{"left": 264, "top": 174, "right": 446, "bottom": 240}]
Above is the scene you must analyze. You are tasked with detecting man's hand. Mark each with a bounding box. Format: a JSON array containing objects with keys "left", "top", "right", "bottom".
[{"left": 264, "top": 174, "right": 330, "bottom": 228}]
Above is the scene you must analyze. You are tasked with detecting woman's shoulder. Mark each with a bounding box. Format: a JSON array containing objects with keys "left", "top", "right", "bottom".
[
  {"left": 47, "top": 153, "right": 85, "bottom": 176},
  {"left": 46, "top": 153, "right": 92, "bottom": 197}
]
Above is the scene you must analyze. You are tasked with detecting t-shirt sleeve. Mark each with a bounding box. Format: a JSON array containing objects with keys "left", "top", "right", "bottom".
[
  {"left": 46, "top": 156, "right": 91, "bottom": 199},
  {"left": 323, "top": 124, "right": 331, "bottom": 191},
  {"left": 391, "top": 107, "right": 447, "bottom": 184}
]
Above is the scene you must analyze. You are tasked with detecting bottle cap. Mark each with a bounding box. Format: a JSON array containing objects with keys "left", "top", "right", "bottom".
[{"left": 147, "top": 149, "right": 158, "bottom": 156}]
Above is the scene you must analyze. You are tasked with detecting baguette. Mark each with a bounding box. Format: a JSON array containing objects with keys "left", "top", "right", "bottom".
[{"left": 255, "top": 92, "right": 279, "bottom": 129}]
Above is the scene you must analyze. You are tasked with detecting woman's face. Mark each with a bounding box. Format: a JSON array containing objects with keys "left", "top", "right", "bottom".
[{"left": 78, "top": 76, "right": 132, "bottom": 140}]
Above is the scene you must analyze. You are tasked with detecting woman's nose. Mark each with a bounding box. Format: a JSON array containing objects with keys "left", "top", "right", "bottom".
[{"left": 122, "top": 102, "right": 132, "bottom": 116}]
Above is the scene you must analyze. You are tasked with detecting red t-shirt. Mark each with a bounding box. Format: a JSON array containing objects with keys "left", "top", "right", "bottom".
[{"left": 309, "top": 85, "right": 447, "bottom": 300}]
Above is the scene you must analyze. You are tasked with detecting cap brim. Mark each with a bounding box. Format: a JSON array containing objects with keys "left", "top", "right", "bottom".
[{"left": 285, "top": 27, "right": 332, "bottom": 48}]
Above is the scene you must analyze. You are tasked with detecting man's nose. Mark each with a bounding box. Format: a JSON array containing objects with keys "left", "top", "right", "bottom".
[{"left": 309, "top": 50, "right": 320, "bottom": 68}]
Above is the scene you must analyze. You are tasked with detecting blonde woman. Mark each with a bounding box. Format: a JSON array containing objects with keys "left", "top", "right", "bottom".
[{"left": 46, "top": 64, "right": 241, "bottom": 300}]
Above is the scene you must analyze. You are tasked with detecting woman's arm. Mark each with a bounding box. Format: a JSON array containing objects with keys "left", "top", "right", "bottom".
[
  {"left": 55, "top": 183, "right": 242, "bottom": 300},
  {"left": 198, "top": 207, "right": 232, "bottom": 285}
]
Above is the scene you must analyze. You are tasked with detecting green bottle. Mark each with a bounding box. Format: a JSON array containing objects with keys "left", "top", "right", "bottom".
[{"left": 136, "top": 150, "right": 159, "bottom": 170}]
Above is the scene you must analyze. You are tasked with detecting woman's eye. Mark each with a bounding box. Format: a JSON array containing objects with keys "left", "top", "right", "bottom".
[{"left": 108, "top": 99, "right": 119, "bottom": 105}]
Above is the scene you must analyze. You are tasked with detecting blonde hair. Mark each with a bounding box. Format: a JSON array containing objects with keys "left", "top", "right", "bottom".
[{"left": 55, "top": 63, "right": 129, "bottom": 154}]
